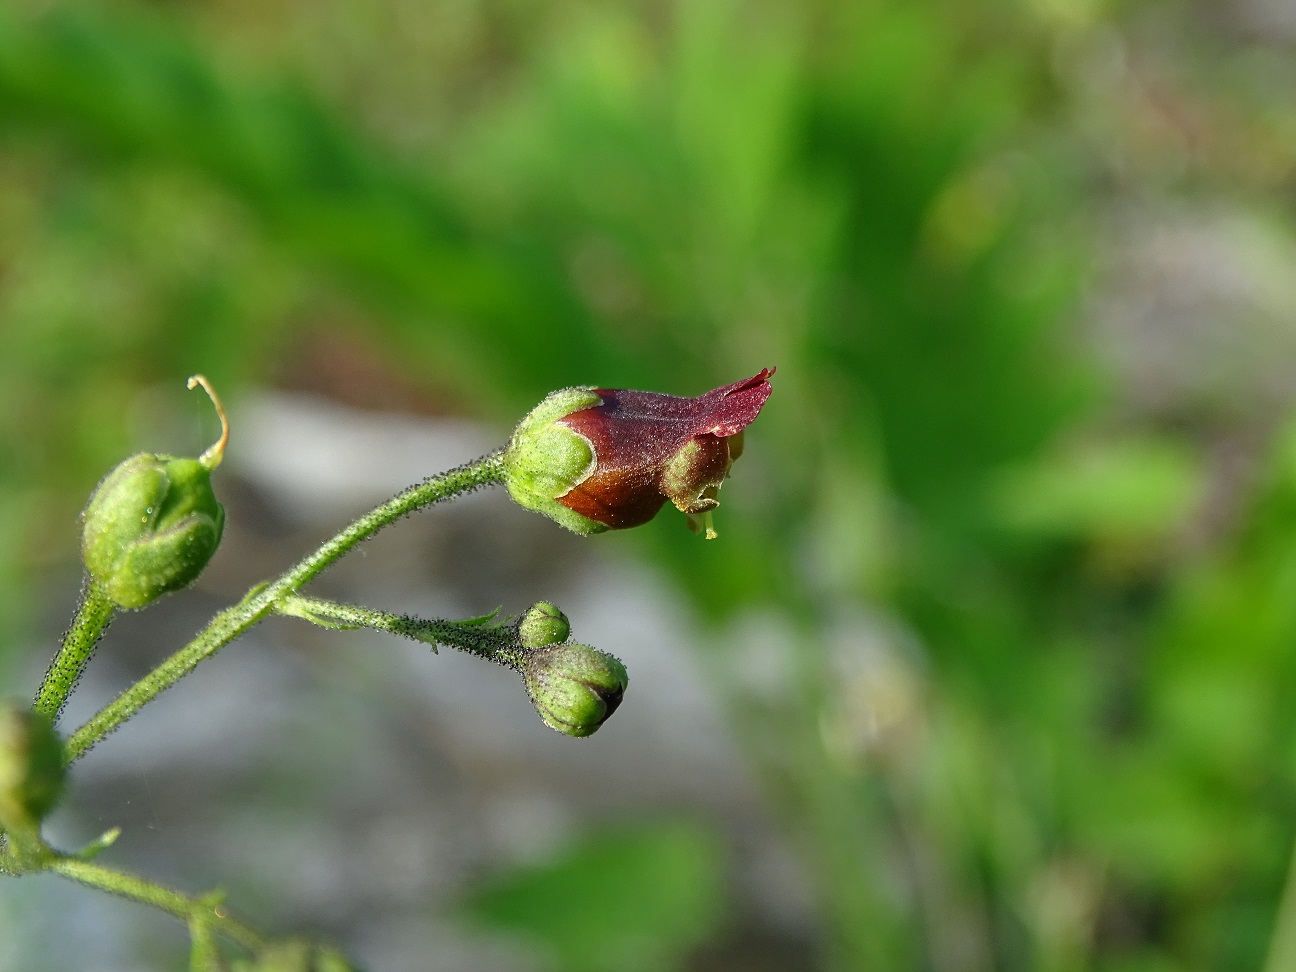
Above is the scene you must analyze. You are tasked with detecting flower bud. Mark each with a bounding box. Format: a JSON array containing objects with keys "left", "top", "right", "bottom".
[
  {"left": 0, "top": 702, "right": 65, "bottom": 832},
  {"left": 502, "top": 370, "right": 774, "bottom": 538},
  {"left": 81, "top": 376, "right": 228, "bottom": 609},
  {"left": 522, "top": 643, "right": 628, "bottom": 738},
  {"left": 517, "top": 601, "right": 571, "bottom": 649}
]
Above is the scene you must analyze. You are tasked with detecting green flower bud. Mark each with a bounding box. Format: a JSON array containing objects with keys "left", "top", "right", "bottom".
[
  {"left": 81, "top": 376, "right": 228, "bottom": 609},
  {"left": 522, "top": 643, "right": 628, "bottom": 738},
  {"left": 502, "top": 387, "right": 606, "bottom": 535},
  {"left": 517, "top": 601, "right": 571, "bottom": 649},
  {"left": 0, "top": 702, "right": 65, "bottom": 832}
]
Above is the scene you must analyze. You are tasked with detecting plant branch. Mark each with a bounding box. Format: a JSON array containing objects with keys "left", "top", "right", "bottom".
[
  {"left": 64, "top": 452, "right": 506, "bottom": 763},
  {"left": 277, "top": 594, "right": 522, "bottom": 667},
  {"left": 52, "top": 857, "right": 266, "bottom": 955}
]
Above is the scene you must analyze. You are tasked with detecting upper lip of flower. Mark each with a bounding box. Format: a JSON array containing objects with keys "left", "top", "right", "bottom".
[
  {"left": 674, "top": 367, "right": 776, "bottom": 438},
  {"left": 565, "top": 367, "right": 775, "bottom": 448},
  {"left": 581, "top": 367, "right": 775, "bottom": 434}
]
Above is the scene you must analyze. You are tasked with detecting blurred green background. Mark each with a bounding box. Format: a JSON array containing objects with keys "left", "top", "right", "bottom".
[{"left": 3, "top": 0, "right": 1296, "bottom": 969}]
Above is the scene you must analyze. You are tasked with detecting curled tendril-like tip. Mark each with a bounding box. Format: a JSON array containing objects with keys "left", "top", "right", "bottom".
[{"left": 187, "top": 375, "right": 229, "bottom": 471}]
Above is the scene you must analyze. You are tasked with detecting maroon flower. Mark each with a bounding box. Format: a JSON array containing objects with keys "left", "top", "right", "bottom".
[{"left": 502, "top": 369, "right": 775, "bottom": 537}]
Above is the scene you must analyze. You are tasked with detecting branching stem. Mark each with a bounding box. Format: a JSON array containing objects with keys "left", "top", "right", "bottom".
[
  {"left": 278, "top": 594, "right": 523, "bottom": 667},
  {"left": 63, "top": 451, "right": 505, "bottom": 763},
  {"left": 52, "top": 857, "right": 266, "bottom": 955}
]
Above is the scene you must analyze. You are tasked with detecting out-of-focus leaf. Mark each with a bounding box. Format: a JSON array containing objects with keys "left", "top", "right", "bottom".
[
  {"left": 461, "top": 820, "right": 727, "bottom": 972},
  {"left": 988, "top": 438, "right": 1204, "bottom": 542}
]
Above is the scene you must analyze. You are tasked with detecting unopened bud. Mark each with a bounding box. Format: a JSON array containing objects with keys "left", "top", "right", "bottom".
[
  {"left": 0, "top": 702, "right": 65, "bottom": 831},
  {"left": 522, "top": 643, "right": 627, "bottom": 738},
  {"left": 81, "top": 377, "right": 228, "bottom": 609},
  {"left": 517, "top": 601, "right": 570, "bottom": 649}
]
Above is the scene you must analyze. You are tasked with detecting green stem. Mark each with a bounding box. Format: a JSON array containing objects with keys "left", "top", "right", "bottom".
[
  {"left": 64, "top": 452, "right": 505, "bottom": 764},
  {"left": 33, "top": 581, "right": 116, "bottom": 723},
  {"left": 52, "top": 857, "right": 266, "bottom": 955},
  {"left": 189, "top": 916, "right": 222, "bottom": 972},
  {"left": 278, "top": 594, "right": 522, "bottom": 667}
]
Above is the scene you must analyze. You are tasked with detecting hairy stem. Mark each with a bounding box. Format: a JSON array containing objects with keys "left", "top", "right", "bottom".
[
  {"left": 34, "top": 581, "right": 116, "bottom": 723},
  {"left": 278, "top": 594, "right": 522, "bottom": 667},
  {"left": 52, "top": 857, "right": 266, "bottom": 955},
  {"left": 64, "top": 452, "right": 506, "bottom": 763}
]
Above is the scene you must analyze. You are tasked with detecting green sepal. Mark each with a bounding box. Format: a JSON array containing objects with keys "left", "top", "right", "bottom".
[
  {"left": 502, "top": 388, "right": 607, "bottom": 535},
  {"left": 461, "top": 607, "right": 503, "bottom": 627}
]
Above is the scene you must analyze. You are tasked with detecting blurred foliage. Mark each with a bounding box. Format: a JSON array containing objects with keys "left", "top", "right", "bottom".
[
  {"left": 2, "top": 0, "right": 1296, "bottom": 969},
  {"left": 461, "top": 820, "right": 726, "bottom": 972}
]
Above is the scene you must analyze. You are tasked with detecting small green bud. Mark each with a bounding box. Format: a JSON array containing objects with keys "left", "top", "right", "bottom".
[
  {"left": 81, "top": 376, "right": 229, "bottom": 609},
  {"left": 522, "top": 643, "right": 628, "bottom": 738},
  {"left": 517, "top": 601, "right": 571, "bottom": 649},
  {"left": 502, "top": 387, "right": 606, "bottom": 535},
  {"left": 0, "top": 702, "right": 65, "bottom": 832}
]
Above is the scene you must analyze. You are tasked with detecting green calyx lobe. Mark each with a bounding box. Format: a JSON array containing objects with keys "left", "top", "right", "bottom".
[
  {"left": 502, "top": 387, "right": 606, "bottom": 535},
  {"left": 82, "top": 453, "right": 226, "bottom": 609}
]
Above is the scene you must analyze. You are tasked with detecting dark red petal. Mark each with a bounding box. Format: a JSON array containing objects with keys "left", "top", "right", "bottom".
[
  {"left": 583, "top": 367, "right": 775, "bottom": 438},
  {"left": 557, "top": 469, "right": 669, "bottom": 528},
  {"left": 691, "top": 368, "right": 775, "bottom": 437},
  {"left": 560, "top": 390, "right": 698, "bottom": 480}
]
